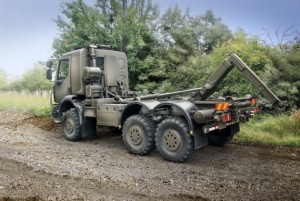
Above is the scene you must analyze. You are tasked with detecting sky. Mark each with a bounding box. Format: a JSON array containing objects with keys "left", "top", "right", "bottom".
[{"left": 0, "top": 0, "right": 299, "bottom": 79}]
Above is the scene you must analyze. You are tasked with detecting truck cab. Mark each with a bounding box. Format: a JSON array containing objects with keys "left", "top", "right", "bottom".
[{"left": 48, "top": 45, "right": 129, "bottom": 103}]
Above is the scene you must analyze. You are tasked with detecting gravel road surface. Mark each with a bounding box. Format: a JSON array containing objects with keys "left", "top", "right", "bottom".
[{"left": 0, "top": 111, "right": 299, "bottom": 200}]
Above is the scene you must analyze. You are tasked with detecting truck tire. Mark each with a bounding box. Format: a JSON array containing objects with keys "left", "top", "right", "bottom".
[
  {"left": 155, "top": 117, "right": 193, "bottom": 163},
  {"left": 208, "top": 124, "right": 240, "bottom": 146},
  {"left": 122, "top": 115, "right": 156, "bottom": 155},
  {"left": 62, "top": 108, "right": 82, "bottom": 141}
]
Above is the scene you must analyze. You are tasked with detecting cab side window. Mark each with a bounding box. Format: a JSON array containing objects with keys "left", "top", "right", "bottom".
[
  {"left": 58, "top": 59, "right": 69, "bottom": 80},
  {"left": 96, "top": 57, "right": 104, "bottom": 71}
]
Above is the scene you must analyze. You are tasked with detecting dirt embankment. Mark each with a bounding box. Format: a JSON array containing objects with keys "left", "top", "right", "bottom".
[{"left": 0, "top": 111, "right": 299, "bottom": 200}]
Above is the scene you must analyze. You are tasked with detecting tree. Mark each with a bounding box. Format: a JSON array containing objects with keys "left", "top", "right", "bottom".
[
  {"left": 158, "top": 54, "right": 214, "bottom": 92},
  {"left": 157, "top": 8, "right": 232, "bottom": 93},
  {"left": 264, "top": 25, "right": 300, "bottom": 52},
  {"left": 53, "top": 0, "right": 109, "bottom": 57},
  {"left": 96, "top": 0, "right": 159, "bottom": 50},
  {"left": 53, "top": 0, "right": 164, "bottom": 92},
  {"left": 188, "top": 10, "right": 232, "bottom": 53},
  {"left": 15, "top": 64, "right": 52, "bottom": 92},
  {"left": 158, "top": 5, "right": 196, "bottom": 78},
  {"left": 210, "top": 30, "right": 271, "bottom": 97},
  {"left": 160, "top": 9, "right": 232, "bottom": 55},
  {"left": 264, "top": 48, "right": 300, "bottom": 106},
  {"left": 111, "top": 2, "right": 161, "bottom": 90}
]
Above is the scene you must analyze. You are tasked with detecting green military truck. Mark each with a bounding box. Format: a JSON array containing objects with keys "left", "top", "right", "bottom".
[{"left": 46, "top": 44, "right": 282, "bottom": 162}]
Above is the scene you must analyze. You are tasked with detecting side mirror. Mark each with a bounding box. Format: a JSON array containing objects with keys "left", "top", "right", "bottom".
[
  {"left": 46, "top": 68, "right": 52, "bottom": 80},
  {"left": 47, "top": 60, "right": 53, "bottom": 68}
]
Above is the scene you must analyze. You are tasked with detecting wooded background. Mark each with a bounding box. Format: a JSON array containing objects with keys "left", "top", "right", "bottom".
[{"left": 1, "top": 0, "right": 299, "bottom": 106}]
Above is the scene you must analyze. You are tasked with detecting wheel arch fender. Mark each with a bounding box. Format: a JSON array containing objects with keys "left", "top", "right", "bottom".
[
  {"left": 153, "top": 100, "right": 197, "bottom": 135},
  {"left": 59, "top": 95, "right": 83, "bottom": 125},
  {"left": 121, "top": 100, "right": 160, "bottom": 125}
]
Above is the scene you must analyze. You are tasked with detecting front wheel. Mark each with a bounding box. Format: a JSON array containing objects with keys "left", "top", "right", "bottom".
[
  {"left": 122, "top": 115, "right": 156, "bottom": 155},
  {"left": 62, "top": 108, "right": 82, "bottom": 141},
  {"left": 155, "top": 117, "right": 193, "bottom": 163}
]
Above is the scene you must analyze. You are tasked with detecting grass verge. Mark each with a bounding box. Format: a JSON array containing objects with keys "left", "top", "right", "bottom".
[
  {"left": 236, "top": 110, "right": 300, "bottom": 147},
  {"left": 0, "top": 91, "right": 51, "bottom": 116}
]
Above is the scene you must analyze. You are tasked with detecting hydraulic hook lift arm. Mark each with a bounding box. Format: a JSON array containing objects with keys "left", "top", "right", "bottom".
[{"left": 198, "top": 53, "right": 282, "bottom": 109}]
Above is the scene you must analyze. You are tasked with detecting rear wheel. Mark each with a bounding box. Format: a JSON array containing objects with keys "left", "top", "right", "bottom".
[
  {"left": 208, "top": 124, "right": 240, "bottom": 146},
  {"left": 62, "top": 108, "right": 82, "bottom": 141},
  {"left": 122, "top": 115, "right": 156, "bottom": 155},
  {"left": 156, "top": 117, "right": 193, "bottom": 163}
]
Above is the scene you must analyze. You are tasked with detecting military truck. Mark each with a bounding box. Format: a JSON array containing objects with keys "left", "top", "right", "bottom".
[{"left": 46, "top": 44, "right": 282, "bottom": 163}]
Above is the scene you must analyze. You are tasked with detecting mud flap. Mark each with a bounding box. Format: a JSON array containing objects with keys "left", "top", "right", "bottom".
[
  {"left": 193, "top": 123, "right": 208, "bottom": 149},
  {"left": 231, "top": 123, "right": 240, "bottom": 135},
  {"left": 52, "top": 105, "right": 62, "bottom": 123},
  {"left": 81, "top": 117, "right": 97, "bottom": 139}
]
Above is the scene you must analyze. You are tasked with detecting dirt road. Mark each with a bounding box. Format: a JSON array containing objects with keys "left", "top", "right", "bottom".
[{"left": 0, "top": 111, "right": 299, "bottom": 200}]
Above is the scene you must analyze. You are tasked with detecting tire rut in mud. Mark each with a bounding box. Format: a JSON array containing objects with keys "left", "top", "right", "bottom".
[{"left": 22, "top": 116, "right": 60, "bottom": 133}]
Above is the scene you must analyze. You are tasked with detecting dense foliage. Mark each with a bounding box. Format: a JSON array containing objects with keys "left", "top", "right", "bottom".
[{"left": 0, "top": 0, "right": 299, "bottom": 107}]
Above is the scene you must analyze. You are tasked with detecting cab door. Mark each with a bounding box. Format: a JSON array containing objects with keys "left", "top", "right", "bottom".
[{"left": 54, "top": 57, "right": 72, "bottom": 103}]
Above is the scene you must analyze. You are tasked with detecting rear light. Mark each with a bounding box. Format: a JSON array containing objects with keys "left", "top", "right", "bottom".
[
  {"left": 253, "top": 107, "right": 259, "bottom": 113},
  {"left": 215, "top": 102, "right": 229, "bottom": 111},
  {"left": 251, "top": 98, "right": 257, "bottom": 106},
  {"left": 221, "top": 113, "right": 231, "bottom": 122}
]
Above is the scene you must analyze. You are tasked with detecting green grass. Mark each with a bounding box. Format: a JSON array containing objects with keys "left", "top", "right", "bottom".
[
  {"left": 237, "top": 110, "right": 300, "bottom": 147},
  {"left": 0, "top": 91, "right": 51, "bottom": 116}
]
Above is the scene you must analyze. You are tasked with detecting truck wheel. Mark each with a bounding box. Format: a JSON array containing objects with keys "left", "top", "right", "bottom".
[
  {"left": 62, "top": 108, "right": 82, "bottom": 141},
  {"left": 155, "top": 117, "right": 193, "bottom": 163},
  {"left": 122, "top": 115, "right": 156, "bottom": 155},
  {"left": 208, "top": 124, "right": 239, "bottom": 146}
]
